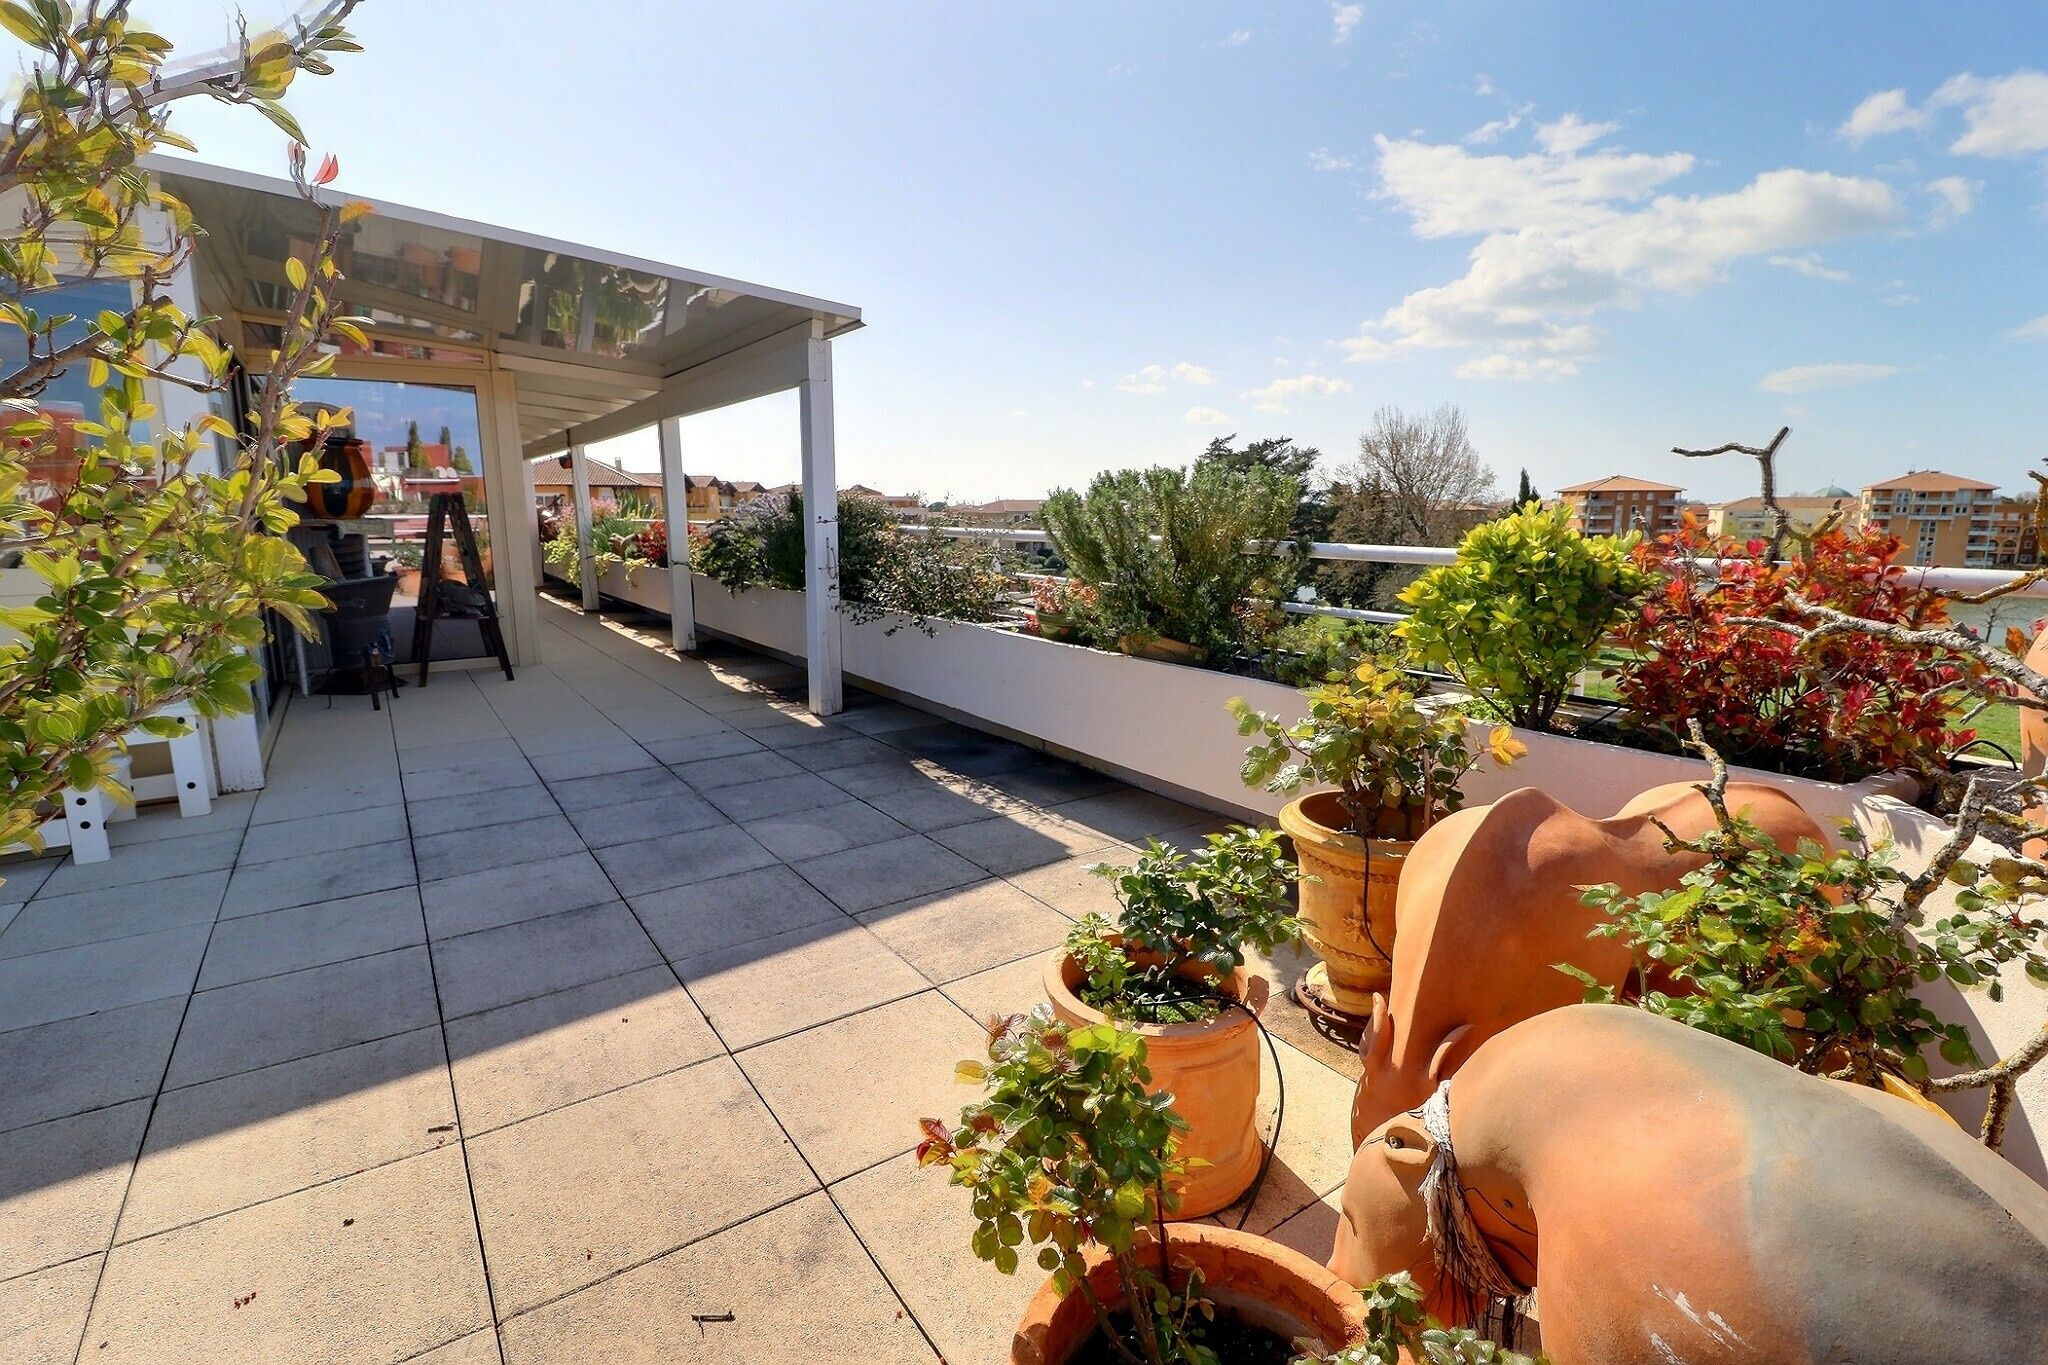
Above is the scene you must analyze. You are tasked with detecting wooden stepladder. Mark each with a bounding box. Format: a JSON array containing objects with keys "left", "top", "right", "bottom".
[{"left": 411, "top": 493, "right": 514, "bottom": 687}]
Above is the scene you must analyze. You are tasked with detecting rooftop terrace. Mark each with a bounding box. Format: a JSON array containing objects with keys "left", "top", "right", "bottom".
[{"left": 0, "top": 596, "right": 1358, "bottom": 1364}]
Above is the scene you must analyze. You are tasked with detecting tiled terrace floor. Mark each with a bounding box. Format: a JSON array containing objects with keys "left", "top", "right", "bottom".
[{"left": 0, "top": 596, "right": 1360, "bottom": 1364}]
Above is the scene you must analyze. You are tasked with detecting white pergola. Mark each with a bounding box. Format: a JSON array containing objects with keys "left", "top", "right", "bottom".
[{"left": 152, "top": 156, "right": 862, "bottom": 716}]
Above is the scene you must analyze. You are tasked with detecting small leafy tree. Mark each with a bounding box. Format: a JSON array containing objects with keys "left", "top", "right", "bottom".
[
  {"left": 1041, "top": 462, "right": 1303, "bottom": 662},
  {"left": 1231, "top": 662, "right": 1524, "bottom": 840},
  {"left": 1067, "top": 826, "right": 1301, "bottom": 1024},
  {"left": 1397, "top": 503, "right": 1651, "bottom": 731},
  {"left": 1307, "top": 1273, "right": 1546, "bottom": 1365},
  {"left": 918, "top": 1009, "right": 1209, "bottom": 1365},
  {"left": 0, "top": 1, "right": 366, "bottom": 866},
  {"left": 404, "top": 417, "right": 425, "bottom": 469}
]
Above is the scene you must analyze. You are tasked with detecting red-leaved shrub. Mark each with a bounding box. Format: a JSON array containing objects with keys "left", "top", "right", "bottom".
[{"left": 1610, "top": 517, "right": 1994, "bottom": 781}]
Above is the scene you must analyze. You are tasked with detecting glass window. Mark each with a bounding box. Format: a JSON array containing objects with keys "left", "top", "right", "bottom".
[{"left": 0, "top": 277, "right": 142, "bottom": 508}]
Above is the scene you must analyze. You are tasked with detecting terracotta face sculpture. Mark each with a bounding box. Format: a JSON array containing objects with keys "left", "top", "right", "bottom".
[
  {"left": 1350, "top": 780, "right": 1824, "bottom": 1146},
  {"left": 1333, "top": 1005, "right": 2048, "bottom": 1363}
]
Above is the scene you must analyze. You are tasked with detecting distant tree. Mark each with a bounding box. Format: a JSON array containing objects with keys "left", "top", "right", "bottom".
[
  {"left": 1516, "top": 467, "right": 1539, "bottom": 508},
  {"left": 1322, "top": 405, "right": 1498, "bottom": 607},
  {"left": 1198, "top": 433, "right": 1331, "bottom": 539},
  {"left": 437, "top": 425, "right": 452, "bottom": 451},
  {"left": 451, "top": 445, "right": 473, "bottom": 474},
  {"left": 405, "top": 419, "right": 425, "bottom": 470}
]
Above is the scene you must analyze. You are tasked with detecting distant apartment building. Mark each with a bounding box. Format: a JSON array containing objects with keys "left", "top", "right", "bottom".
[
  {"left": 1983, "top": 495, "right": 2041, "bottom": 568},
  {"left": 1556, "top": 475, "right": 1685, "bottom": 537},
  {"left": 844, "top": 483, "right": 923, "bottom": 511},
  {"left": 1707, "top": 488, "right": 1859, "bottom": 543},
  {"left": 947, "top": 497, "right": 1045, "bottom": 527},
  {"left": 682, "top": 475, "right": 764, "bottom": 521},
  {"left": 1859, "top": 471, "right": 2003, "bottom": 567}
]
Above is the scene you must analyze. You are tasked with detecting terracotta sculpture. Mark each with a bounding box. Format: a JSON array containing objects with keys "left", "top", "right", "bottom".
[
  {"left": 1351, "top": 780, "right": 1825, "bottom": 1146},
  {"left": 1332, "top": 1004, "right": 2048, "bottom": 1362}
]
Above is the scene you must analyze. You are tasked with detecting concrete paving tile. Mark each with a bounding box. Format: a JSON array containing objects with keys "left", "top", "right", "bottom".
[
  {"left": 197, "top": 887, "right": 425, "bottom": 989},
  {"left": 0, "top": 924, "right": 208, "bottom": 1033},
  {"left": 939, "top": 953, "right": 1054, "bottom": 1028},
  {"left": 0, "top": 1099, "right": 148, "bottom": 1279},
  {"left": 630, "top": 864, "right": 847, "bottom": 962},
  {"left": 430, "top": 902, "right": 660, "bottom": 1020},
  {"left": 1265, "top": 1187, "right": 1344, "bottom": 1265},
  {"left": 782, "top": 733, "right": 899, "bottom": 772},
  {"left": 402, "top": 755, "right": 541, "bottom": 802},
  {"left": 835, "top": 1151, "right": 1043, "bottom": 1365},
  {"left": 601, "top": 703, "right": 731, "bottom": 743},
  {"left": 591, "top": 824, "right": 777, "bottom": 897},
  {"left": 814, "top": 755, "right": 933, "bottom": 798},
  {"left": 35, "top": 829, "right": 242, "bottom": 897},
  {"left": 832, "top": 700, "right": 941, "bottom": 736},
  {"left": 0, "top": 1253, "right": 101, "bottom": 1365},
  {"left": 673, "top": 918, "right": 929, "bottom": 1049},
  {"left": 168, "top": 946, "right": 439, "bottom": 1088},
  {"left": 415, "top": 813, "right": 585, "bottom": 884},
  {"left": 412, "top": 1329, "right": 504, "bottom": 1364},
  {"left": 119, "top": 1027, "right": 455, "bottom": 1241},
  {"left": 0, "top": 996, "right": 184, "bottom": 1135},
  {"left": 927, "top": 811, "right": 1118, "bottom": 876},
  {"left": 645, "top": 730, "right": 764, "bottom": 766},
  {"left": 976, "top": 759, "right": 1124, "bottom": 808},
  {"left": 669, "top": 747, "right": 802, "bottom": 790},
  {"left": 1051, "top": 789, "right": 1216, "bottom": 844},
  {"left": 445, "top": 965, "right": 718, "bottom": 1135},
  {"left": 236, "top": 803, "right": 410, "bottom": 868},
  {"left": 249, "top": 770, "right": 403, "bottom": 825},
  {"left": 736, "top": 711, "right": 842, "bottom": 748},
  {"left": 857, "top": 879, "right": 1072, "bottom": 984},
  {"left": 83, "top": 1147, "right": 491, "bottom": 1364},
  {"left": 399, "top": 736, "right": 527, "bottom": 774},
  {"left": 792, "top": 834, "right": 988, "bottom": 914},
  {"left": 498, "top": 1192, "right": 932, "bottom": 1365},
  {"left": 565, "top": 790, "right": 727, "bottom": 849},
  {"left": 105, "top": 792, "right": 258, "bottom": 847},
  {"left": 219, "top": 838, "right": 416, "bottom": 919},
  {"left": 701, "top": 772, "right": 845, "bottom": 823},
  {"left": 1212, "top": 1036, "right": 1359, "bottom": 1237},
  {"left": 466, "top": 1059, "right": 817, "bottom": 1316},
  {"left": 739, "top": 991, "right": 987, "bottom": 1182},
  {"left": 689, "top": 688, "right": 788, "bottom": 715},
  {"left": 0, "top": 854, "right": 61, "bottom": 904},
  {"left": 512, "top": 724, "right": 631, "bottom": 758},
  {"left": 406, "top": 783, "right": 560, "bottom": 838},
  {"left": 1001, "top": 852, "right": 1131, "bottom": 922},
  {"left": 421, "top": 851, "right": 617, "bottom": 939},
  {"left": 853, "top": 779, "right": 1009, "bottom": 833},
  {"left": 0, "top": 870, "right": 227, "bottom": 959},
  {"left": 1148, "top": 816, "right": 1238, "bottom": 855},
  {"left": 740, "top": 800, "right": 913, "bottom": 861},
  {"left": 526, "top": 742, "right": 658, "bottom": 783},
  {"left": 545, "top": 763, "right": 689, "bottom": 813}
]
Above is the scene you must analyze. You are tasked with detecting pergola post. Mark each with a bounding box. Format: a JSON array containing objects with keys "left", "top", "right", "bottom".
[
  {"left": 568, "top": 443, "right": 599, "bottom": 612},
  {"left": 655, "top": 416, "right": 697, "bottom": 653},
  {"left": 799, "top": 324, "right": 843, "bottom": 715}
]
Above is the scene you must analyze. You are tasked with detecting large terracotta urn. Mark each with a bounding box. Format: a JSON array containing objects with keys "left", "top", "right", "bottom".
[
  {"left": 1012, "top": 1223, "right": 1369, "bottom": 1365},
  {"left": 1044, "top": 948, "right": 1267, "bottom": 1219},
  {"left": 1278, "top": 790, "right": 1410, "bottom": 1018}
]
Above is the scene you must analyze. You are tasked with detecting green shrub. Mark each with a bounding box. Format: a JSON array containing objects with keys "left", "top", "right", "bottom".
[
  {"left": 1397, "top": 504, "right": 1651, "bottom": 731},
  {"left": 1267, "top": 616, "right": 1404, "bottom": 686},
  {"left": 1041, "top": 463, "right": 1303, "bottom": 662}
]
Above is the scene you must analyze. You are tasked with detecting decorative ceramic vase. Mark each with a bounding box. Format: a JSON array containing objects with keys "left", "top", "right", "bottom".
[
  {"left": 1279, "top": 790, "right": 1410, "bottom": 1018},
  {"left": 1010, "top": 1223, "right": 1369, "bottom": 1365},
  {"left": 1118, "top": 634, "right": 1206, "bottom": 665},
  {"left": 305, "top": 436, "right": 374, "bottom": 520},
  {"left": 1044, "top": 946, "right": 1267, "bottom": 1218}
]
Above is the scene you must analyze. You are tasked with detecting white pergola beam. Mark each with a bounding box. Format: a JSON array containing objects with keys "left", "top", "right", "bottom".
[
  {"left": 655, "top": 416, "right": 697, "bottom": 654},
  {"left": 568, "top": 444, "right": 599, "bottom": 612},
  {"left": 799, "top": 325, "right": 842, "bottom": 716}
]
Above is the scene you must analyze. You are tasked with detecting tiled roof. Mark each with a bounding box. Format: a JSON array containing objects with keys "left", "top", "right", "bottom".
[
  {"left": 1862, "top": 470, "right": 1998, "bottom": 493},
  {"left": 1557, "top": 474, "right": 1685, "bottom": 494}
]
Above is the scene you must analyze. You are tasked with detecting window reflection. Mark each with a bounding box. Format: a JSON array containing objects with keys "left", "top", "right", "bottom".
[
  {"left": 510, "top": 251, "right": 668, "bottom": 358},
  {"left": 0, "top": 278, "right": 143, "bottom": 507}
]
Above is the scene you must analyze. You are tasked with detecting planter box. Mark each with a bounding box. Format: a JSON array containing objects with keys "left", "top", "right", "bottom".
[
  {"left": 691, "top": 578, "right": 1896, "bottom": 827},
  {"left": 594, "top": 562, "right": 672, "bottom": 614}
]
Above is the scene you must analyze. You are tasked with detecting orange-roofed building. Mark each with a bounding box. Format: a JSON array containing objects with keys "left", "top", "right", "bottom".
[
  {"left": 1555, "top": 474, "right": 1685, "bottom": 538},
  {"left": 1859, "top": 470, "right": 2000, "bottom": 566}
]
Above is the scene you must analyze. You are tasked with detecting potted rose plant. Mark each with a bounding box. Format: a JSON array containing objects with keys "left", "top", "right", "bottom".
[
  {"left": 1230, "top": 662, "right": 1525, "bottom": 1019},
  {"left": 1048, "top": 826, "right": 1300, "bottom": 1216},
  {"left": 919, "top": 1009, "right": 1368, "bottom": 1365}
]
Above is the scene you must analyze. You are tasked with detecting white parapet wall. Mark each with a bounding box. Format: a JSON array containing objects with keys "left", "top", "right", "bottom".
[{"left": 593, "top": 561, "right": 673, "bottom": 615}]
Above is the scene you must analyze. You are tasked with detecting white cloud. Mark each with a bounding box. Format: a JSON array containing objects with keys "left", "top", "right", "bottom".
[
  {"left": 1011, "top": 409, "right": 1029, "bottom": 420},
  {"left": 1330, "top": 3, "right": 1363, "bottom": 44},
  {"left": 2009, "top": 315, "right": 2048, "bottom": 343},
  {"left": 1768, "top": 253, "right": 1851, "bottom": 282},
  {"left": 1838, "top": 88, "right": 1930, "bottom": 142},
  {"left": 1339, "top": 131, "right": 1903, "bottom": 378},
  {"left": 1183, "top": 406, "right": 1233, "bottom": 425},
  {"left": 1241, "top": 373, "right": 1354, "bottom": 414},
  {"left": 1115, "top": 361, "right": 1214, "bottom": 393},
  {"left": 1533, "top": 113, "right": 1617, "bottom": 156},
  {"left": 1925, "top": 174, "right": 1980, "bottom": 225},
  {"left": 1932, "top": 70, "right": 2048, "bottom": 157},
  {"left": 1757, "top": 362, "right": 1900, "bottom": 394},
  {"left": 1221, "top": 28, "right": 1251, "bottom": 47},
  {"left": 1882, "top": 293, "right": 1920, "bottom": 306},
  {"left": 1310, "top": 148, "right": 1358, "bottom": 172}
]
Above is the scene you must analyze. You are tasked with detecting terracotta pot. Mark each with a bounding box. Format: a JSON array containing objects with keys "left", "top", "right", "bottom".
[
  {"left": 1011, "top": 1223, "right": 1369, "bottom": 1365},
  {"left": 395, "top": 566, "right": 422, "bottom": 599},
  {"left": 1044, "top": 947, "right": 1268, "bottom": 1218},
  {"left": 1279, "top": 791, "right": 1411, "bottom": 1018},
  {"left": 1118, "top": 634, "right": 1206, "bottom": 665}
]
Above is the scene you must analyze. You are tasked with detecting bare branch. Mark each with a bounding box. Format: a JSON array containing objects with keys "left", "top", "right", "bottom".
[{"left": 1675, "top": 427, "right": 1792, "bottom": 561}]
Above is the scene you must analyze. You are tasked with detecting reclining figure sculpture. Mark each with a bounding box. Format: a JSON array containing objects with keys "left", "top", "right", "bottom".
[
  {"left": 1332, "top": 1005, "right": 2048, "bottom": 1362},
  {"left": 1350, "top": 780, "right": 1824, "bottom": 1146}
]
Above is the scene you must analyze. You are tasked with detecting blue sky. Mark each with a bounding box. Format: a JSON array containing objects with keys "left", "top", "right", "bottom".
[{"left": 129, "top": 3, "right": 2048, "bottom": 503}]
